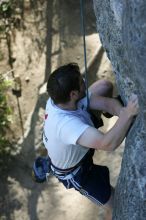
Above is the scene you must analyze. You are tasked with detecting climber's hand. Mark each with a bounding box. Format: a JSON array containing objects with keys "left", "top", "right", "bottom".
[{"left": 124, "top": 94, "right": 139, "bottom": 117}]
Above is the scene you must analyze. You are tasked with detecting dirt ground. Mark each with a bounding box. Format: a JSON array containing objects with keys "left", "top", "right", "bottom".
[{"left": 0, "top": 1, "right": 124, "bottom": 220}]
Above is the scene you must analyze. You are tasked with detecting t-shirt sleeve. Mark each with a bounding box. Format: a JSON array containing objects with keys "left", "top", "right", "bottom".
[
  {"left": 58, "top": 117, "right": 90, "bottom": 145},
  {"left": 78, "top": 91, "right": 92, "bottom": 110}
]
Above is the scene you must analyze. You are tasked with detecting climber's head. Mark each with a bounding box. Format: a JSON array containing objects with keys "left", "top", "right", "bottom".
[{"left": 47, "top": 63, "right": 86, "bottom": 104}]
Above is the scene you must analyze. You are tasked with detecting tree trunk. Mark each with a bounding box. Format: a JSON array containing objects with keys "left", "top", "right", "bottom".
[{"left": 93, "top": 0, "right": 146, "bottom": 219}]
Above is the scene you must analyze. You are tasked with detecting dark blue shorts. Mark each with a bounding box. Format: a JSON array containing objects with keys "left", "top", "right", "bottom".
[{"left": 56, "top": 150, "right": 111, "bottom": 205}]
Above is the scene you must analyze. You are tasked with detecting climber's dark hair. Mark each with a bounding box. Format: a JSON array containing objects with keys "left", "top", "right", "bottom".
[{"left": 47, "top": 63, "right": 81, "bottom": 104}]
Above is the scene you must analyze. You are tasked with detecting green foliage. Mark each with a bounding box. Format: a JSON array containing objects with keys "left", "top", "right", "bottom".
[
  {"left": 0, "top": 0, "right": 12, "bottom": 18},
  {"left": 0, "top": 74, "right": 12, "bottom": 159},
  {"left": 0, "top": 1, "right": 11, "bottom": 12},
  {"left": 0, "top": 0, "right": 21, "bottom": 35},
  {"left": 0, "top": 75, "right": 11, "bottom": 128},
  {"left": 0, "top": 1, "right": 21, "bottom": 164}
]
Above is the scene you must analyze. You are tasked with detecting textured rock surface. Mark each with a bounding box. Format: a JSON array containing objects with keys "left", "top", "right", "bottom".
[{"left": 93, "top": 0, "right": 146, "bottom": 219}]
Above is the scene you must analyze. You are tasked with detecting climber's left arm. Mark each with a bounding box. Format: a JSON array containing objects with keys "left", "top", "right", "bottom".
[{"left": 89, "top": 94, "right": 123, "bottom": 117}]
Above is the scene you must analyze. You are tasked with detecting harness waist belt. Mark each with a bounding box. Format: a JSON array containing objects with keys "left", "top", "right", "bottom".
[
  {"left": 51, "top": 165, "right": 81, "bottom": 180},
  {"left": 51, "top": 149, "right": 94, "bottom": 174}
]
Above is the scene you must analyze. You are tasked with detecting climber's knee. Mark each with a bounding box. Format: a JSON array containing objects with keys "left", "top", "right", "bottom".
[{"left": 89, "top": 79, "right": 113, "bottom": 97}]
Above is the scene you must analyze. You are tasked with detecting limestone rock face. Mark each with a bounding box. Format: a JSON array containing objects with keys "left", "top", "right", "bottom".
[{"left": 93, "top": 0, "right": 146, "bottom": 219}]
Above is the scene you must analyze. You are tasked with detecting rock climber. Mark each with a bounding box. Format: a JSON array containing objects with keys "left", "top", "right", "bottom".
[{"left": 43, "top": 63, "right": 139, "bottom": 219}]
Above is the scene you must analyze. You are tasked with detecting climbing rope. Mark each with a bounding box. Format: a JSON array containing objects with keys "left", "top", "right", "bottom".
[{"left": 80, "top": 0, "right": 90, "bottom": 109}]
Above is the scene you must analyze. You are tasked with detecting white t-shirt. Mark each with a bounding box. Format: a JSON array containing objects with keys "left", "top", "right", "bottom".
[{"left": 43, "top": 95, "right": 94, "bottom": 169}]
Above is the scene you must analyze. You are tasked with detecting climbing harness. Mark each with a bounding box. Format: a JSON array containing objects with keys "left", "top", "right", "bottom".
[
  {"left": 32, "top": 155, "right": 81, "bottom": 183},
  {"left": 51, "top": 165, "right": 81, "bottom": 181},
  {"left": 32, "top": 148, "right": 94, "bottom": 183}
]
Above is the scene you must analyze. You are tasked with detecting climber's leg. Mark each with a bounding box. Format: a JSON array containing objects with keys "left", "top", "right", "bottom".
[
  {"left": 104, "top": 186, "right": 115, "bottom": 220},
  {"left": 88, "top": 79, "right": 113, "bottom": 97}
]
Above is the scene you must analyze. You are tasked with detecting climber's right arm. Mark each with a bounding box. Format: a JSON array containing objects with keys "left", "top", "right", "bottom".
[{"left": 77, "top": 94, "right": 139, "bottom": 151}]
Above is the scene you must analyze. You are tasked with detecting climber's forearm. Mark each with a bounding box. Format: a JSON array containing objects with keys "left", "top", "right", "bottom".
[
  {"left": 78, "top": 94, "right": 139, "bottom": 152},
  {"left": 100, "top": 109, "right": 134, "bottom": 151},
  {"left": 89, "top": 94, "right": 123, "bottom": 116}
]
